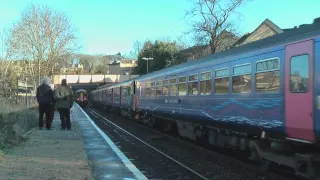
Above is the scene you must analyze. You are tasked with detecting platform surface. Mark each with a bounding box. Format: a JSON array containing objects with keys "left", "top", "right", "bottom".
[
  {"left": 0, "top": 103, "right": 146, "bottom": 180},
  {"left": 72, "top": 103, "right": 147, "bottom": 180},
  {"left": 0, "top": 107, "right": 93, "bottom": 180}
]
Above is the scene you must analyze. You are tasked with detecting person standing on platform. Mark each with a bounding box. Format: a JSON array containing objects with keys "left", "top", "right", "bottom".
[
  {"left": 36, "top": 76, "right": 54, "bottom": 130},
  {"left": 54, "top": 79, "right": 74, "bottom": 130}
]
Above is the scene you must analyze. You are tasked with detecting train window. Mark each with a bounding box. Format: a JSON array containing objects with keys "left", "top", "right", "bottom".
[
  {"left": 156, "top": 87, "right": 162, "bottom": 96},
  {"left": 178, "top": 76, "right": 187, "bottom": 96},
  {"left": 188, "top": 74, "right": 198, "bottom": 81},
  {"left": 169, "top": 84, "right": 177, "bottom": 96},
  {"left": 179, "top": 76, "right": 186, "bottom": 83},
  {"left": 156, "top": 81, "right": 162, "bottom": 86},
  {"left": 214, "top": 68, "right": 229, "bottom": 94},
  {"left": 163, "top": 86, "right": 169, "bottom": 96},
  {"left": 178, "top": 84, "right": 186, "bottom": 96},
  {"left": 151, "top": 82, "right": 155, "bottom": 87},
  {"left": 188, "top": 74, "right": 198, "bottom": 95},
  {"left": 127, "top": 86, "right": 131, "bottom": 96},
  {"left": 290, "top": 55, "right": 309, "bottom": 93},
  {"left": 146, "top": 88, "right": 151, "bottom": 96},
  {"left": 121, "top": 87, "right": 127, "bottom": 97},
  {"left": 170, "top": 78, "right": 177, "bottom": 84},
  {"left": 232, "top": 64, "right": 251, "bottom": 93},
  {"left": 256, "top": 58, "right": 280, "bottom": 93},
  {"left": 163, "top": 80, "right": 169, "bottom": 96},
  {"left": 113, "top": 88, "right": 120, "bottom": 97},
  {"left": 146, "top": 82, "right": 151, "bottom": 87},
  {"left": 151, "top": 87, "right": 156, "bottom": 96},
  {"left": 200, "top": 72, "right": 212, "bottom": 95}
]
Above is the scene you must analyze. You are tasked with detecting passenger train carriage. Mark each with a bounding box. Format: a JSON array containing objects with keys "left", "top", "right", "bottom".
[{"left": 91, "top": 18, "right": 320, "bottom": 178}]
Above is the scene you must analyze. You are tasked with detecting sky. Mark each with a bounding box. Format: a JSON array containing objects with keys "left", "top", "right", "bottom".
[{"left": 0, "top": 0, "right": 319, "bottom": 56}]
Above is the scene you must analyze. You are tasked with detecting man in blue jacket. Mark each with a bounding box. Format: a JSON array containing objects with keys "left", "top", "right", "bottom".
[{"left": 36, "top": 76, "right": 54, "bottom": 130}]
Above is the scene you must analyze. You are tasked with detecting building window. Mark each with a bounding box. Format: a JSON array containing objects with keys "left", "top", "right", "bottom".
[
  {"left": 214, "top": 68, "right": 229, "bottom": 94},
  {"left": 200, "top": 72, "right": 211, "bottom": 95},
  {"left": 256, "top": 58, "right": 280, "bottom": 93},
  {"left": 178, "top": 76, "right": 187, "bottom": 96},
  {"left": 232, "top": 64, "right": 251, "bottom": 93},
  {"left": 188, "top": 74, "right": 198, "bottom": 95},
  {"left": 290, "top": 55, "right": 309, "bottom": 93}
]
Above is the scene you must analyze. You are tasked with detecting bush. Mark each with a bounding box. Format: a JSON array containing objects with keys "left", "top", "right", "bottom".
[{"left": 0, "top": 99, "right": 38, "bottom": 149}]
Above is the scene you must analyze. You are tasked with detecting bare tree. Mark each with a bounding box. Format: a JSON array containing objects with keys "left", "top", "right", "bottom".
[
  {"left": 185, "top": 0, "right": 248, "bottom": 54},
  {"left": 6, "top": 4, "right": 79, "bottom": 86}
]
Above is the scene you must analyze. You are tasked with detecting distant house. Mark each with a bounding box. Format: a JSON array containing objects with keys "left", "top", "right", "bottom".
[
  {"left": 179, "top": 18, "right": 286, "bottom": 62},
  {"left": 60, "top": 63, "right": 84, "bottom": 74},
  {"left": 108, "top": 59, "right": 137, "bottom": 75},
  {"left": 232, "top": 18, "right": 283, "bottom": 47},
  {"left": 179, "top": 30, "right": 239, "bottom": 61}
]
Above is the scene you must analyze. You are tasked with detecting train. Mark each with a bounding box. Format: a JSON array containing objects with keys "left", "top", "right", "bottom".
[
  {"left": 90, "top": 18, "right": 320, "bottom": 179},
  {"left": 75, "top": 89, "right": 88, "bottom": 107}
]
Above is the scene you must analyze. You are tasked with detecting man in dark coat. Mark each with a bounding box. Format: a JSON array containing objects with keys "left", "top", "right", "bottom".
[{"left": 36, "top": 76, "right": 54, "bottom": 130}]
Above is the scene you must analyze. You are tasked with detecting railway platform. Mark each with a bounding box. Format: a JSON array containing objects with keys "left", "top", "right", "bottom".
[{"left": 0, "top": 103, "right": 147, "bottom": 180}]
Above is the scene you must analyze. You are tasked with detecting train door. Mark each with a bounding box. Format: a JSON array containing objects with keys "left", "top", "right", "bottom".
[{"left": 285, "top": 39, "right": 316, "bottom": 142}]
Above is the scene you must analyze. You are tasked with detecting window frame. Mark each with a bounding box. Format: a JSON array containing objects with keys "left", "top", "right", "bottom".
[
  {"left": 214, "top": 67, "right": 230, "bottom": 95},
  {"left": 169, "top": 77, "right": 177, "bottom": 96},
  {"left": 200, "top": 71, "right": 212, "bottom": 96},
  {"left": 156, "top": 80, "right": 162, "bottom": 96},
  {"left": 289, "top": 54, "right": 310, "bottom": 93},
  {"left": 178, "top": 75, "right": 187, "bottom": 96},
  {"left": 232, "top": 63, "right": 252, "bottom": 94},
  {"left": 255, "top": 57, "right": 281, "bottom": 94},
  {"left": 187, "top": 73, "right": 199, "bottom": 96}
]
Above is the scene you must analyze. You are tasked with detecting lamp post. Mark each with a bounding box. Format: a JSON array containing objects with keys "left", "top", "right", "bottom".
[
  {"left": 142, "top": 57, "right": 153, "bottom": 74},
  {"left": 25, "top": 77, "right": 28, "bottom": 107}
]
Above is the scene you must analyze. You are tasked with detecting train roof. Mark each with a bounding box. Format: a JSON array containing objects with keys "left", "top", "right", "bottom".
[
  {"left": 133, "top": 20, "right": 320, "bottom": 81},
  {"left": 92, "top": 79, "right": 134, "bottom": 92},
  {"left": 75, "top": 89, "right": 87, "bottom": 93},
  {"left": 92, "top": 19, "right": 320, "bottom": 91}
]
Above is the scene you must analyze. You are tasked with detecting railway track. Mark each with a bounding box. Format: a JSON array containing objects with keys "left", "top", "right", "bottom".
[{"left": 85, "top": 107, "right": 298, "bottom": 180}]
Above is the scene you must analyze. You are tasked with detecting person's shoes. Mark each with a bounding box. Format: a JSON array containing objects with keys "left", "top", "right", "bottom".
[{"left": 46, "top": 127, "right": 53, "bottom": 130}]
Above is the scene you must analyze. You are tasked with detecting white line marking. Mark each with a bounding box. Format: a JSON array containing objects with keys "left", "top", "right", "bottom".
[
  {"left": 75, "top": 103, "right": 148, "bottom": 180},
  {"left": 89, "top": 109, "right": 209, "bottom": 180}
]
